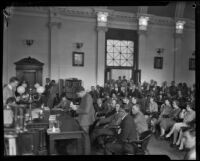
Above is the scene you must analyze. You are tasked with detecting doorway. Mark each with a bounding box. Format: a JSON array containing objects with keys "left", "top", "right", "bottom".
[
  {"left": 15, "top": 57, "right": 44, "bottom": 87},
  {"left": 105, "top": 28, "right": 139, "bottom": 84},
  {"left": 22, "top": 71, "right": 36, "bottom": 87}
]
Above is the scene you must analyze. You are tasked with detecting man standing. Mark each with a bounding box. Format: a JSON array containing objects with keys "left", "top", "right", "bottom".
[
  {"left": 47, "top": 80, "right": 58, "bottom": 109},
  {"left": 71, "top": 86, "right": 95, "bottom": 155},
  {"left": 3, "top": 77, "right": 19, "bottom": 105}
]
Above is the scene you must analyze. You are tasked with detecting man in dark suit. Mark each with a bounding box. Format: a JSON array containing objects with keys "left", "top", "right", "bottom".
[
  {"left": 71, "top": 86, "right": 95, "bottom": 155},
  {"left": 3, "top": 77, "right": 19, "bottom": 105},
  {"left": 104, "top": 110, "right": 137, "bottom": 155},
  {"left": 128, "top": 84, "right": 142, "bottom": 99}
]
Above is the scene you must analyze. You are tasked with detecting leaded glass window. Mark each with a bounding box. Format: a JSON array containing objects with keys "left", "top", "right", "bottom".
[{"left": 106, "top": 39, "right": 134, "bottom": 67}]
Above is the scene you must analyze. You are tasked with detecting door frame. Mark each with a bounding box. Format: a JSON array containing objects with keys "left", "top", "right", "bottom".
[
  {"left": 105, "top": 28, "right": 140, "bottom": 85},
  {"left": 15, "top": 57, "right": 44, "bottom": 85},
  {"left": 104, "top": 67, "right": 141, "bottom": 84}
]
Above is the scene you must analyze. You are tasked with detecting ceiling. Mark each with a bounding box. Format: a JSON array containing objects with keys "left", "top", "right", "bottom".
[{"left": 108, "top": 1, "right": 195, "bottom": 20}]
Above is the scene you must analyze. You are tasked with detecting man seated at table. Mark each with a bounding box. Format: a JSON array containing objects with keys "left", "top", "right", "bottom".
[
  {"left": 104, "top": 109, "right": 137, "bottom": 155},
  {"left": 53, "top": 94, "right": 71, "bottom": 112},
  {"left": 94, "top": 98, "right": 107, "bottom": 118}
]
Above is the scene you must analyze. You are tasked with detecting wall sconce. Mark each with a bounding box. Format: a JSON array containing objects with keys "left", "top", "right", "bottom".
[
  {"left": 192, "top": 50, "right": 195, "bottom": 56},
  {"left": 24, "top": 40, "right": 34, "bottom": 46},
  {"left": 97, "top": 12, "right": 108, "bottom": 27},
  {"left": 156, "top": 48, "right": 164, "bottom": 55},
  {"left": 138, "top": 16, "right": 149, "bottom": 31},
  {"left": 75, "top": 42, "right": 83, "bottom": 49},
  {"left": 176, "top": 20, "right": 185, "bottom": 34}
]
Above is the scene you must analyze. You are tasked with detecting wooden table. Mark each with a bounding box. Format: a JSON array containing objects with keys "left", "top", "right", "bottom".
[
  {"left": 4, "top": 128, "right": 18, "bottom": 155},
  {"left": 47, "top": 131, "right": 84, "bottom": 155}
]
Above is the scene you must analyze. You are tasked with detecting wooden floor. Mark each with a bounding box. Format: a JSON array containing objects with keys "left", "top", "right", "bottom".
[
  {"left": 147, "top": 135, "right": 186, "bottom": 160},
  {"left": 92, "top": 134, "right": 187, "bottom": 159}
]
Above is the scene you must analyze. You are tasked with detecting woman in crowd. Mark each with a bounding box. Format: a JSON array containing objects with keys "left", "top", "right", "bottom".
[
  {"left": 176, "top": 119, "right": 195, "bottom": 151},
  {"left": 165, "top": 102, "right": 196, "bottom": 145},
  {"left": 145, "top": 96, "right": 159, "bottom": 132},
  {"left": 156, "top": 98, "right": 173, "bottom": 137},
  {"left": 159, "top": 100, "right": 181, "bottom": 137},
  {"left": 176, "top": 90, "right": 187, "bottom": 109}
]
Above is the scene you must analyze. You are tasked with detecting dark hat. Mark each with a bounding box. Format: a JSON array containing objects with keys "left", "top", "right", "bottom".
[{"left": 76, "top": 86, "right": 85, "bottom": 93}]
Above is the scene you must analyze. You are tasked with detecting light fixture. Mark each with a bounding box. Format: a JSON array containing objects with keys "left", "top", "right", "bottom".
[
  {"left": 24, "top": 39, "right": 34, "bottom": 46},
  {"left": 138, "top": 16, "right": 149, "bottom": 31},
  {"left": 176, "top": 20, "right": 185, "bottom": 34},
  {"left": 75, "top": 42, "right": 84, "bottom": 49},
  {"left": 156, "top": 48, "right": 164, "bottom": 55},
  {"left": 17, "top": 84, "right": 45, "bottom": 124},
  {"left": 97, "top": 12, "right": 108, "bottom": 27}
]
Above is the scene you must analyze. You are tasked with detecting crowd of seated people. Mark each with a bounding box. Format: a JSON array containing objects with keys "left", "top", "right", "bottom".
[
  {"left": 44, "top": 76, "right": 195, "bottom": 155},
  {"left": 86, "top": 77, "right": 196, "bottom": 155},
  {"left": 3, "top": 76, "right": 196, "bottom": 156}
]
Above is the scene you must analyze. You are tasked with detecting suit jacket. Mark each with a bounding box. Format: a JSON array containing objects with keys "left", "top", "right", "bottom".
[
  {"left": 169, "top": 108, "right": 181, "bottom": 119},
  {"left": 119, "top": 114, "right": 137, "bottom": 143},
  {"left": 76, "top": 93, "right": 95, "bottom": 127},
  {"left": 160, "top": 104, "right": 172, "bottom": 116},
  {"left": 123, "top": 102, "right": 133, "bottom": 113},
  {"left": 3, "top": 85, "right": 15, "bottom": 105},
  {"left": 133, "top": 111, "right": 148, "bottom": 134},
  {"left": 99, "top": 109, "right": 125, "bottom": 126},
  {"left": 128, "top": 89, "right": 142, "bottom": 98}
]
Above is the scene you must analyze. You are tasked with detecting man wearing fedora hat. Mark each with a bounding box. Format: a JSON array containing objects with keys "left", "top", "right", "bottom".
[{"left": 71, "top": 86, "right": 95, "bottom": 155}]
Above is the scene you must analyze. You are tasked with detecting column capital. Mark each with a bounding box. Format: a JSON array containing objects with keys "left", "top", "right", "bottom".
[
  {"left": 137, "top": 30, "right": 148, "bottom": 36},
  {"left": 47, "top": 21, "right": 62, "bottom": 29},
  {"left": 97, "top": 26, "right": 108, "bottom": 32}
]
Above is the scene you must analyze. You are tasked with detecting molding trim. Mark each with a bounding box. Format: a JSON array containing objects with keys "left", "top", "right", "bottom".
[
  {"left": 138, "top": 6, "right": 148, "bottom": 14},
  {"left": 12, "top": 7, "right": 195, "bottom": 29},
  {"left": 175, "top": 2, "right": 186, "bottom": 18}
]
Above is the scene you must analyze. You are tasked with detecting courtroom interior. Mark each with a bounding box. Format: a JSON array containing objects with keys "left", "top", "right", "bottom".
[{"left": 3, "top": 2, "right": 196, "bottom": 159}]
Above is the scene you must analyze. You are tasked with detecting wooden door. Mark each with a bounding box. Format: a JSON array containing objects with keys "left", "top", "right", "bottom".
[{"left": 23, "top": 71, "right": 36, "bottom": 88}]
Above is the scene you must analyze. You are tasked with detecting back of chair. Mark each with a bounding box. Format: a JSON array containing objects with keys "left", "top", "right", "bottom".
[
  {"left": 140, "top": 130, "right": 152, "bottom": 141},
  {"left": 140, "top": 130, "right": 152, "bottom": 152}
]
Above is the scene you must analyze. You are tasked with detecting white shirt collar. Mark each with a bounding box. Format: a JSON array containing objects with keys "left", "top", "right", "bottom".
[{"left": 8, "top": 84, "right": 12, "bottom": 90}]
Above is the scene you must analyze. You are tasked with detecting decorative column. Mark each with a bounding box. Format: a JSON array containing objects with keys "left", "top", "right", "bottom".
[
  {"left": 173, "top": 20, "right": 185, "bottom": 82},
  {"left": 3, "top": 7, "right": 11, "bottom": 85},
  {"left": 137, "top": 15, "right": 149, "bottom": 83},
  {"left": 95, "top": 11, "right": 108, "bottom": 86},
  {"left": 47, "top": 8, "right": 62, "bottom": 81}
]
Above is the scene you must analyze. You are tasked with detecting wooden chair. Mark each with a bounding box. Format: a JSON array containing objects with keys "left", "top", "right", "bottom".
[{"left": 126, "top": 130, "right": 152, "bottom": 155}]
